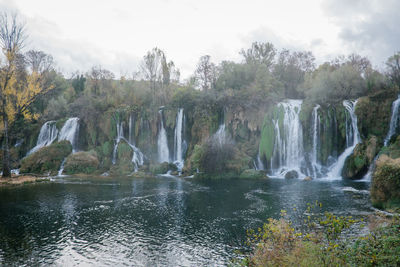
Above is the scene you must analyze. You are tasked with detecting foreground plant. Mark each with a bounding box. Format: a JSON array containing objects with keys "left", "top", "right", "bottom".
[{"left": 235, "top": 202, "right": 400, "bottom": 267}]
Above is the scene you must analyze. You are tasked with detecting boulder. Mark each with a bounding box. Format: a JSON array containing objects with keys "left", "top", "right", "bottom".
[
  {"left": 149, "top": 162, "right": 169, "bottom": 175},
  {"left": 342, "top": 136, "right": 379, "bottom": 180},
  {"left": 64, "top": 151, "right": 99, "bottom": 175},
  {"left": 304, "top": 176, "right": 313, "bottom": 181},
  {"left": 20, "top": 141, "right": 72, "bottom": 175},
  {"left": 285, "top": 170, "right": 298, "bottom": 179},
  {"left": 371, "top": 154, "right": 400, "bottom": 210}
]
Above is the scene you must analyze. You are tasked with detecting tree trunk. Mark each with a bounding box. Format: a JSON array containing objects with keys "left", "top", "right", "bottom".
[{"left": 2, "top": 103, "right": 11, "bottom": 178}]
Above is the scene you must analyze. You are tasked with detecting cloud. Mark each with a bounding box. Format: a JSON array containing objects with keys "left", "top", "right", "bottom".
[{"left": 322, "top": 0, "right": 400, "bottom": 66}]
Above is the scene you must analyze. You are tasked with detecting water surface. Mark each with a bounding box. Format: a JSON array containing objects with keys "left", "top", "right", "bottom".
[{"left": 0, "top": 176, "right": 372, "bottom": 266}]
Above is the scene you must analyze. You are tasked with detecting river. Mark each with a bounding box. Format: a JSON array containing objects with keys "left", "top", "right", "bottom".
[{"left": 0, "top": 176, "right": 372, "bottom": 266}]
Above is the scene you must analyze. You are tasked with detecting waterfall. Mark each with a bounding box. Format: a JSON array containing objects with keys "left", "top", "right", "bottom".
[
  {"left": 384, "top": 94, "right": 400, "bottom": 146},
  {"left": 58, "top": 158, "right": 66, "bottom": 176},
  {"left": 173, "top": 108, "right": 185, "bottom": 170},
  {"left": 112, "top": 120, "right": 144, "bottom": 171},
  {"left": 270, "top": 100, "right": 304, "bottom": 177},
  {"left": 326, "top": 100, "right": 361, "bottom": 179},
  {"left": 128, "top": 113, "right": 135, "bottom": 145},
  {"left": 255, "top": 152, "right": 265, "bottom": 170},
  {"left": 157, "top": 110, "right": 170, "bottom": 163},
  {"left": 58, "top": 117, "right": 80, "bottom": 153},
  {"left": 112, "top": 121, "right": 125, "bottom": 165},
  {"left": 27, "top": 121, "right": 59, "bottom": 155},
  {"left": 310, "top": 105, "right": 321, "bottom": 177},
  {"left": 214, "top": 124, "right": 226, "bottom": 145}
]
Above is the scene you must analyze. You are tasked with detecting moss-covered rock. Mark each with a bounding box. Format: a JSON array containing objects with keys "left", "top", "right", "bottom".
[
  {"left": 110, "top": 141, "right": 135, "bottom": 175},
  {"left": 342, "top": 136, "right": 379, "bottom": 180},
  {"left": 285, "top": 170, "right": 299, "bottom": 179},
  {"left": 149, "top": 162, "right": 169, "bottom": 174},
  {"left": 20, "top": 141, "right": 72, "bottom": 175},
  {"left": 371, "top": 154, "right": 400, "bottom": 209},
  {"left": 188, "top": 138, "right": 250, "bottom": 177},
  {"left": 356, "top": 88, "right": 398, "bottom": 141},
  {"left": 64, "top": 151, "right": 99, "bottom": 175},
  {"left": 239, "top": 169, "right": 267, "bottom": 179}
]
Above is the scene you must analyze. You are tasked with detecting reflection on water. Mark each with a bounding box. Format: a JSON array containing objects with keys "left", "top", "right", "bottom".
[{"left": 0, "top": 176, "right": 372, "bottom": 266}]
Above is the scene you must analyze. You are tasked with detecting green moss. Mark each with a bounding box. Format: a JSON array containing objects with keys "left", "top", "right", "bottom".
[
  {"left": 20, "top": 141, "right": 72, "bottom": 175},
  {"left": 371, "top": 155, "right": 400, "bottom": 209},
  {"left": 64, "top": 151, "right": 99, "bottom": 175},
  {"left": 239, "top": 169, "right": 267, "bottom": 179},
  {"left": 259, "top": 117, "right": 275, "bottom": 161},
  {"left": 149, "top": 162, "right": 169, "bottom": 174}
]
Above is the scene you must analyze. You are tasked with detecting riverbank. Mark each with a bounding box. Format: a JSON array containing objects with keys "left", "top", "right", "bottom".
[{"left": 0, "top": 175, "right": 50, "bottom": 187}]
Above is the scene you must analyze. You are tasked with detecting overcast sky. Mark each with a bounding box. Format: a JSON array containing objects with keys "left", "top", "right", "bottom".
[{"left": 1, "top": 0, "right": 399, "bottom": 79}]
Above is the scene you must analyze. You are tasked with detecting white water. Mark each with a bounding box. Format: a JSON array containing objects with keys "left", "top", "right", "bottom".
[
  {"left": 58, "top": 158, "right": 66, "bottom": 176},
  {"left": 158, "top": 110, "right": 170, "bottom": 163},
  {"left": 270, "top": 100, "right": 304, "bottom": 177},
  {"left": 58, "top": 118, "right": 80, "bottom": 153},
  {"left": 310, "top": 105, "right": 321, "bottom": 177},
  {"left": 27, "top": 121, "right": 58, "bottom": 155},
  {"left": 128, "top": 113, "right": 135, "bottom": 145},
  {"left": 326, "top": 100, "right": 361, "bottom": 179},
  {"left": 255, "top": 152, "right": 265, "bottom": 170},
  {"left": 214, "top": 124, "right": 226, "bottom": 146},
  {"left": 173, "top": 108, "right": 185, "bottom": 171},
  {"left": 112, "top": 120, "right": 144, "bottom": 171},
  {"left": 384, "top": 94, "right": 400, "bottom": 146}
]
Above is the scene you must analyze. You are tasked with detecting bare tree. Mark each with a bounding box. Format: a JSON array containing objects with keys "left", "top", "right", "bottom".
[
  {"left": 25, "top": 50, "right": 54, "bottom": 73},
  {"left": 194, "top": 55, "right": 217, "bottom": 91},
  {"left": 86, "top": 66, "right": 114, "bottom": 96},
  {"left": 140, "top": 47, "right": 164, "bottom": 97},
  {"left": 386, "top": 52, "right": 400, "bottom": 87}
]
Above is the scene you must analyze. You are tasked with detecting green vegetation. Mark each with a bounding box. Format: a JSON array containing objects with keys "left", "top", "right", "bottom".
[
  {"left": 236, "top": 203, "right": 400, "bottom": 267},
  {"left": 20, "top": 141, "right": 72, "bottom": 175},
  {"left": 64, "top": 151, "right": 100, "bottom": 175}
]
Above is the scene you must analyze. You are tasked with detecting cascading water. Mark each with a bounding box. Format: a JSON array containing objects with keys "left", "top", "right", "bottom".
[
  {"left": 157, "top": 110, "right": 170, "bottom": 163},
  {"left": 57, "top": 117, "right": 80, "bottom": 175},
  {"left": 112, "top": 120, "right": 144, "bottom": 171},
  {"left": 27, "top": 121, "right": 59, "bottom": 155},
  {"left": 310, "top": 105, "right": 321, "bottom": 177},
  {"left": 173, "top": 108, "right": 186, "bottom": 170},
  {"left": 214, "top": 124, "right": 226, "bottom": 146},
  {"left": 128, "top": 113, "right": 135, "bottom": 145},
  {"left": 58, "top": 117, "right": 80, "bottom": 153},
  {"left": 270, "top": 100, "right": 304, "bottom": 177},
  {"left": 326, "top": 100, "right": 361, "bottom": 179},
  {"left": 255, "top": 152, "right": 265, "bottom": 170},
  {"left": 384, "top": 94, "right": 400, "bottom": 146},
  {"left": 112, "top": 122, "right": 125, "bottom": 165}
]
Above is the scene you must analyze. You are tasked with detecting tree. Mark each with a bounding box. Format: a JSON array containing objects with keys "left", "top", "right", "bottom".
[
  {"left": 240, "top": 42, "right": 276, "bottom": 69},
  {"left": 25, "top": 50, "right": 54, "bottom": 73},
  {"left": 194, "top": 55, "right": 217, "bottom": 91},
  {"left": 140, "top": 47, "right": 164, "bottom": 97},
  {"left": 0, "top": 13, "right": 54, "bottom": 177},
  {"left": 86, "top": 66, "right": 114, "bottom": 96},
  {"left": 273, "top": 49, "right": 315, "bottom": 98},
  {"left": 386, "top": 52, "right": 400, "bottom": 87}
]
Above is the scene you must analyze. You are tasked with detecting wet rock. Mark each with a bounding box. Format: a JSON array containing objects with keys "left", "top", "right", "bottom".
[
  {"left": 285, "top": 170, "right": 298, "bottom": 179},
  {"left": 304, "top": 176, "right": 313, "bottom": 181}
]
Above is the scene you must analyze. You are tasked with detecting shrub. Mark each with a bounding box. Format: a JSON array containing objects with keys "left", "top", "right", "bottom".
[{"left": 20, "top": 141, "right": 72, "bottom": 175}]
